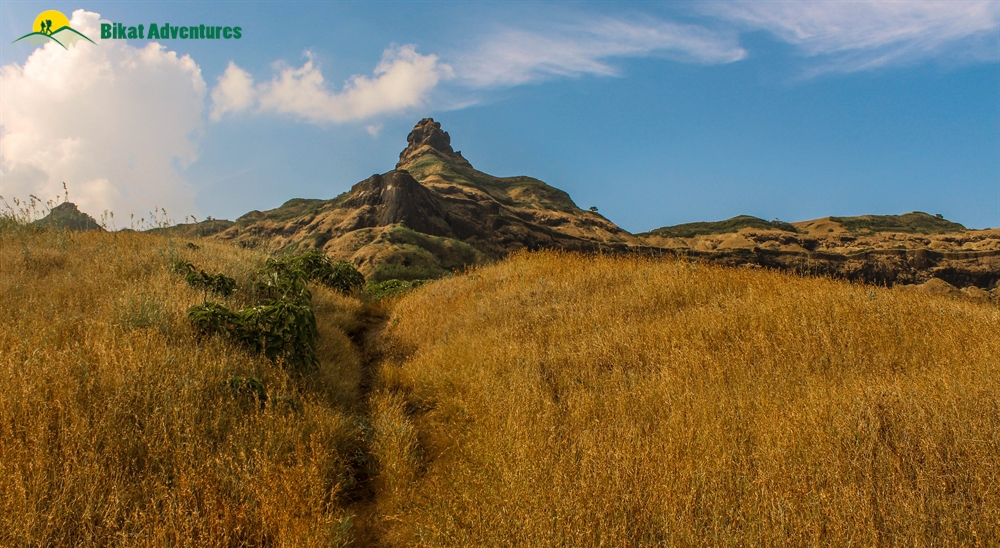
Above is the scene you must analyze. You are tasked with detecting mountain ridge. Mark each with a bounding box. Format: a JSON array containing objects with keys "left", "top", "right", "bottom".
[{"left": 129, "top": 118, "right": 999, "bottom": 290}]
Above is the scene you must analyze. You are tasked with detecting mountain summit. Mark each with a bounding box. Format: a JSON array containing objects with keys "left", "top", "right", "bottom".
[
  {"left": 210, "top": 119, "right": 635, "bottom": 281},
  {"left": 397, "top": 118, "right": 472, "bottom": 169}
]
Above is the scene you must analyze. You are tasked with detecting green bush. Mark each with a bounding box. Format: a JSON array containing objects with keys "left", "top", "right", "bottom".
[
  {"left": 321, "top": 260, "right": 366, "bottom": 294},
  {"left": 185, "top": 270, "right": 237, "bottom": 297},
  {"left": 188, "top": 302, "right": 239, "bottom": 337},
  {"left": 265, "top": 250, "right": 365, "bottom": 295},
  {"left": 172, "top": 260, "right": 237, "bottom": 297},
  {"left": 187, "top": 300, "right": 318, "bottom": 371}
]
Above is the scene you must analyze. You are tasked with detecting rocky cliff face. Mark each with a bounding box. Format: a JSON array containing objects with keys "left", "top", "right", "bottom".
[{"left": 397, "top": 118, "right": 472, "bottom": 169}]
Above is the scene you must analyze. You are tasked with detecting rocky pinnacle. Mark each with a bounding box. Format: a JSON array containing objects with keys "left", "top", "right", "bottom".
[{"left": 397, "top": 118, "right": 473, "bottom": 169}]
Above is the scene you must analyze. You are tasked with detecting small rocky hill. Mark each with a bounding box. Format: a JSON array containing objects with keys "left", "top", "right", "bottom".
[
  {"left": 31, "top": 202, "right": 103, "bottom": 231},
  {"left": 210, "top": 118, "right": 637, "bottom": 281}
]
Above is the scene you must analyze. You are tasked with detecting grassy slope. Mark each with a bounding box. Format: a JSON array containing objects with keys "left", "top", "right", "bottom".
[
  {"left": 373, "top": 251, "right": 1000, "bottom": 546},
  {"left": 0, "top": 225, "right": 370, "bottom": 546},
  {"left": 403, "top": 153, "right": 579, "bottom": 212},
  {"left": 5, "top": 222, "right": 999, "bottom": 545}
]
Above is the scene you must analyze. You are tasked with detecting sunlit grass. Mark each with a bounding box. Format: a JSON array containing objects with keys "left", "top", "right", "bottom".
[
  {"left": 0, "top": 224, "right": 368, "bottom": 546},
  {"left": 372, "top": 250, "right": 1000, "bottom": 546}
]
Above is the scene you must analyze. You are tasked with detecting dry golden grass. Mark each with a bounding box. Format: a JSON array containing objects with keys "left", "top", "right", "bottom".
[
  {"left": 5, "top": 222, "right": 999, "bottom": 546},
  {"left": 0, "top": 226, "right": 369, "bottom": 546},
  {"left": 373, "top": 251, "right": 1000, "bottom": 546}
]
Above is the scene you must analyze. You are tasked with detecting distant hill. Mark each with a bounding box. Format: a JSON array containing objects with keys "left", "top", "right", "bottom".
[
  {"left": 825, "top": 212, "right": 965, "bottom": 234},
  {"left": 31, "top": 202, "right": 102, "bottom": 231},
  {"left": 638, "top": 215, "right": 798, "bottom": 238},
  {"left": 146, "top": 218, "right": 234, "bottom": 238}
]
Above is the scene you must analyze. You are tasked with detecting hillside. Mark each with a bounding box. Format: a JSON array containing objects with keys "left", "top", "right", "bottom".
[
  {"left": 4, "top": 219, "right": 998, "bottom": 545},
  {"left": 0, "top": 222, "right": 376, "bottom": 546},
  {"left": 207, "top": 119, "right": 636, "bottom": 281},
  {"left": 638, "top": 213, "right": 1000, "bottom": 289},
  {"left": 369, "top": 251, "right": 1000, "bottom": 545}
]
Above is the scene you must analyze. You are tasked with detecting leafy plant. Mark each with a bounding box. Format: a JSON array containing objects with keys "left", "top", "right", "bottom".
[
  {"left": 264, "top": 250, "right": 365, "bottom": 295},
  {"left": 188, "top": 302, "right": 239, "bottom": 337},
  {"left": 185, "top": 270, "right": 237, "bottom": 298},
  {"left": 173, "top": 260, "right": 237, "bottom": 298},
  {"left": 187, "top": 300, "right": 318, "bottom": 371},
  {"left": 235, "top": 300, "right": 318, "bottom": 370}
]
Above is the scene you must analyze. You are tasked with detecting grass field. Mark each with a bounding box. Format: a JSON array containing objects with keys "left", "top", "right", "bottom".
[
  {"left": 0, "top": 224, "right": 370, "bottom": 546},
  {"left": 3, "top": 221, "right": 999, "bottom": 546},
  {"left": 371, "top": 251, "right": 1000, "bottom": 546}
]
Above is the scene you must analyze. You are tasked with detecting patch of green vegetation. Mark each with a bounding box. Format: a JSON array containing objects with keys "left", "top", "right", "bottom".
[
  {"left": 179, "top": 250, "right": 363, "bottom": 372},
  {"left": 189, "top": 298, "right": 319, "bottom": 371},
  {"left": 264, "top": 250, "right": 365, "bottom": 295},
  {"left": 172, "top": 260, "right": 237, "bottom": 298},
  {"left": 639, "top": 216, "right": 798, "bottom": 238},
  {"left": 368, "top": 244, "right": 448, "bottom": 282},
  {"left": 304, "top": 231, "right": 333, "bottom": 249},
  {"left": 235, "top": 210, "right": 264, "bottom": 227},
  {"left": 829, "top": 212, "right": 965, "bottom": 234},
  {"left": 365, "top": 279, "right": 426, "bottom": 300},
  {"left": 386, "top": 226, "right": 485, "bottom": 270},
  {"left": 261, "top": 198, "right": 330, "bottom": 223},
  {"left": 364, "top": 227, "right": 485, "bottom": 282}
]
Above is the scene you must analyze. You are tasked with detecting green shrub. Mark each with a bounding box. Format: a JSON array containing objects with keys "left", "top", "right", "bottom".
[
  {"left": 187, "top": 300, "right": 318, "bottom": 371},
  {"left": 265, "top": 250, "right": 365, "bottom": 295},
  {"left": 235, "top": 300, "right": 318, "bottom": 370},
  {"left": 321, "top": 260, "right": 366, "bottom": 294},
  {"left": 172, "top": 260, "right": 237, "bottom": 297},
  {"left": 185, "top": 270, "right": 237, "bottom": 297},
  {"left": 187, "top": 302, "right": 239, "bottom": 337}
]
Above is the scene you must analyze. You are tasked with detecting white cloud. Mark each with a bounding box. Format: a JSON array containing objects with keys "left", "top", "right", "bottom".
[
  {"left": 210, "top": 46, "right": 451, "bottom": 125},
  {"left": 706, "top": 0, "right": 999, "bottom": 72},
  {"left": 0, "top": 9, "right": 205, "bottom": 222},
  {"left": 365, "top": 123, "right": 383, "bottom": 138},
  {"left": 210, "top": 62, "right": 255, "bottom": 122},
  {"left": 455, "top": 16, "right": 747, "bottom": 88}
]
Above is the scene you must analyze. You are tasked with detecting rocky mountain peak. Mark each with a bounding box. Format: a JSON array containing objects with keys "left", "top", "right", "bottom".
[{"left": 397, "top": 118, "right": 472, "bottom": 169}]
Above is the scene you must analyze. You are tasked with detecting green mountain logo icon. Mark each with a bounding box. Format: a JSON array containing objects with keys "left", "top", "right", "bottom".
[{"left": 12, "top": 10, "right": 96, "bottom": 49}]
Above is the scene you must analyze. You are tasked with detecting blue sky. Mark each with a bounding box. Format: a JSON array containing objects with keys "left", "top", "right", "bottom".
[{"left": 1, "top": 1, "right": 998, "bottom": 231}]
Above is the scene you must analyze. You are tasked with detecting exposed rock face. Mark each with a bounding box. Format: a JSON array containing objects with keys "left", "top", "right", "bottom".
[
  {"left": 397, "top": 118, "right": 472, "bottom": 169},
  {"left": 341, "top": 170, "right": 447, "bottom": 235}
]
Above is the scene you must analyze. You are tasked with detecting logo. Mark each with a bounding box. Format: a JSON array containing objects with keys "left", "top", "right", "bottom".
[{"left": 12, "top": 10, "right": 96, "bottom": 49}]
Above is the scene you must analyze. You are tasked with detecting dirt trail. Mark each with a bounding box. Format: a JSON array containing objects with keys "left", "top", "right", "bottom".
[{"left": 340, "top": 302, "right": 392, "bottom": 546}]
